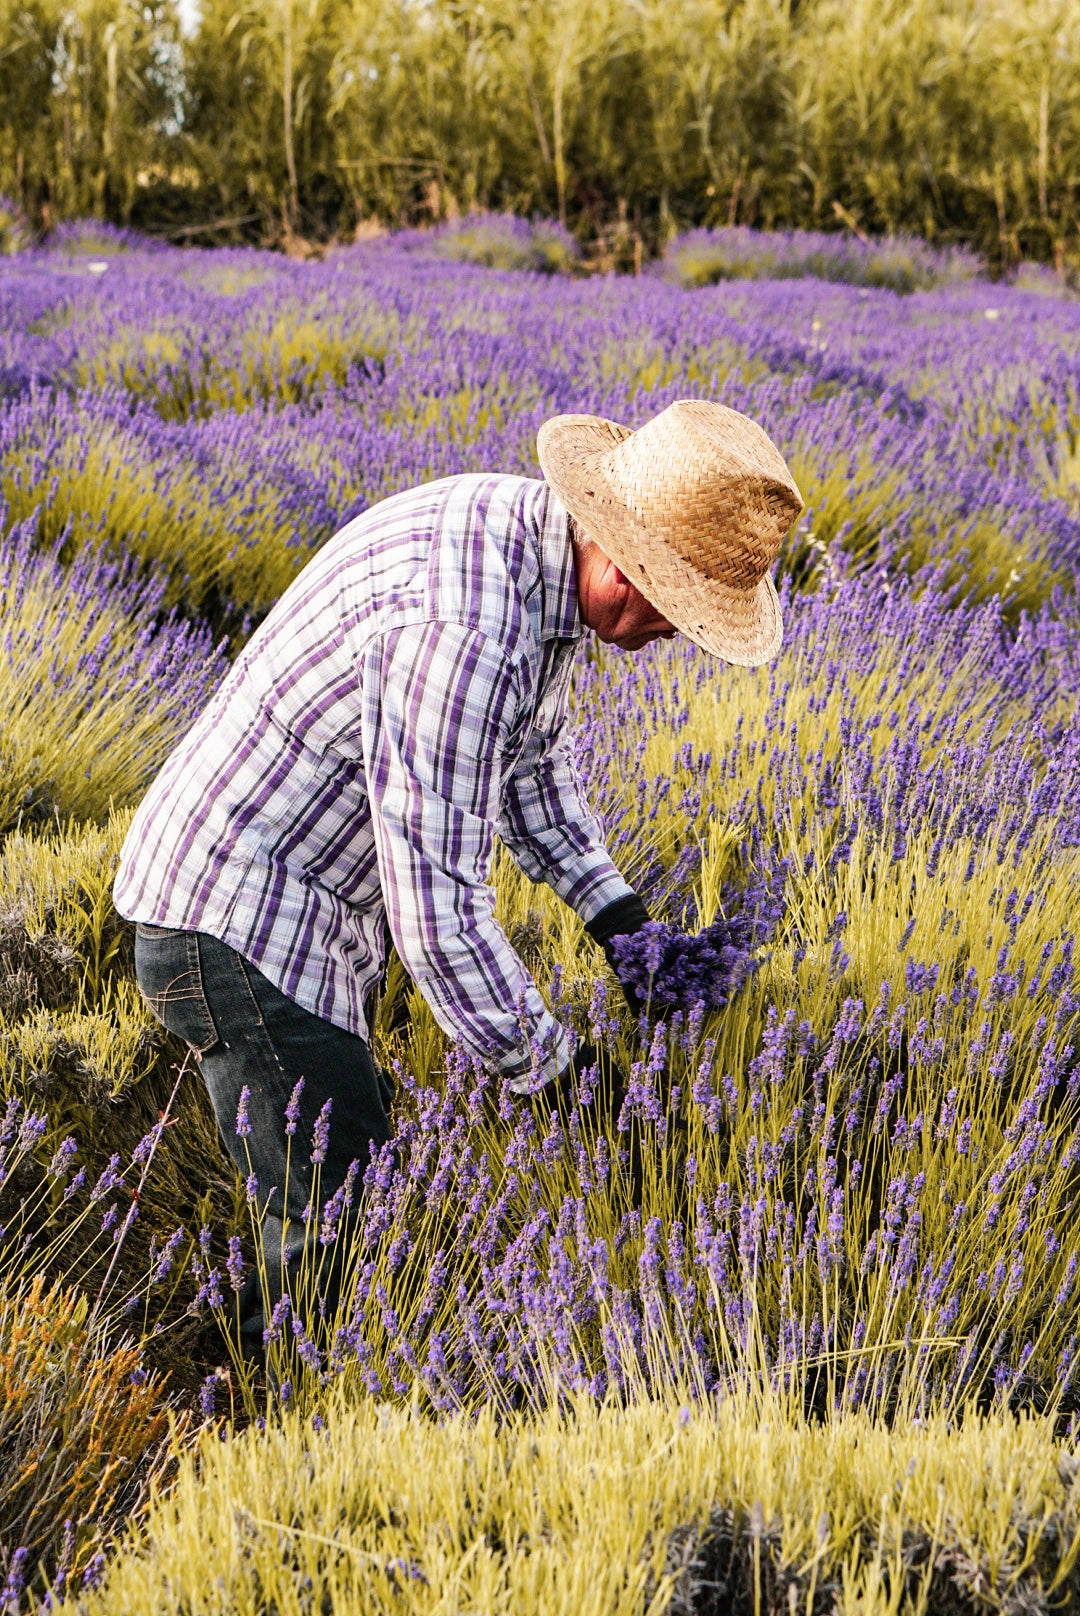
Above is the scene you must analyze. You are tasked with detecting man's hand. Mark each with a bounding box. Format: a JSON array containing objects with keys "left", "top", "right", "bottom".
[
  {"left": 530, "top": 1039, "right": 645, "bottom": 1205},
  {"left": 531, "top": 1039, "right": 627, "bottom": 1131},
  {"left": 584, "top": 892, "right": 651, "bottom": 1016}
]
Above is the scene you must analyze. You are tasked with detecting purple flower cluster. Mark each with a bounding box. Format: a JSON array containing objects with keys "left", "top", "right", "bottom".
[{"left": 609, "top": 913, "right": 764, "bottom": 1011}]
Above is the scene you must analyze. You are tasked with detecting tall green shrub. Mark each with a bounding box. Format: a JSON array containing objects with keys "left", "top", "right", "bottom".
[{"left": 1, "top": 0, "right": 1076, "bottom": 264}]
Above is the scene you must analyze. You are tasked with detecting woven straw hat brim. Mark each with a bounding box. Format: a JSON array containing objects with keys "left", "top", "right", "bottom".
[{"left": 538, "top": 413, "right": 784, "bottom": 667}]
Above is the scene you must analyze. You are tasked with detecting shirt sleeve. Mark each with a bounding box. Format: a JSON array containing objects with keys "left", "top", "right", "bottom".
[
  {"left": 497, "top": 651, "right": 634, "bottom": 925},
  {"left": 358, "top": 620, "right": 569, "bottom": 1082}
]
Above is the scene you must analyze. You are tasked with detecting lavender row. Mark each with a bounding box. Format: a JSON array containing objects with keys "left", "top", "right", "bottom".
[
  {"left": 4, "top": 238, "right": 1076, "bottom": 431},
  {"left": 0, "top": 504, "right": 228, "bottom": 830},
  {"left": 659, "top": 225, "right": 983, "bottom": 293},
  {"left": 1, "top": 276, "right": 1076, "bottom": 619},
  {"left": 193, "top": 975, "right": 1080, "bottom": 1417}
]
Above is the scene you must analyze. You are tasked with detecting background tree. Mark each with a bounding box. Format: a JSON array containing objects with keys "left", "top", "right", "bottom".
[{"left": 0, "top": 0, "right": 1075, "bottom": 268}]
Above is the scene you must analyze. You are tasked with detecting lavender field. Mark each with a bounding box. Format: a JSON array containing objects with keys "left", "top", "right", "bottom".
[{"left": 2, "top": 219, "right": 1080, "bottom": 1613}]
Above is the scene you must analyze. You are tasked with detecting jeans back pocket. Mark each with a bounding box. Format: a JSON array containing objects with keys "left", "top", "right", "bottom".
[{"left": 134, "top": 925, "right": 219, "bottom": 1054}]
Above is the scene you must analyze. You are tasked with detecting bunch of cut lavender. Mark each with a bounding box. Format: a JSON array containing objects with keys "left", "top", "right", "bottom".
[{"left": 609, "top": 911, "right": 761, "bottom": 1013}]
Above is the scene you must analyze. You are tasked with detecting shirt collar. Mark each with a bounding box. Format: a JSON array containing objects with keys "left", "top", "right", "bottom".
[{"left": 534, "top": 482, "right": 583, "bottom": 643}]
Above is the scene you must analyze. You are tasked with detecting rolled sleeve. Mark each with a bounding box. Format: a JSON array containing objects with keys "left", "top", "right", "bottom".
[{"left": 359, "top": 621, "right": 568, "bottom": 1081}]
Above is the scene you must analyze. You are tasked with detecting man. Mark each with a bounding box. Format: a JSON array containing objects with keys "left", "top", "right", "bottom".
[{"left": 115, "top": 397, "right": 802, "bottom": 1349}]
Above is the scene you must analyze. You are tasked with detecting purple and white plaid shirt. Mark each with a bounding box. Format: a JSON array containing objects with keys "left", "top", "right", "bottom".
[{"left": 114, "top": 473, "right": 632, "bottom": 1080}]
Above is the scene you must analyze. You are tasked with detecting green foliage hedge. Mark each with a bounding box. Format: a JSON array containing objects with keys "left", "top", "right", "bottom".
[{"left": 0, "top": 0, "right": 1076, "bottom": 268}]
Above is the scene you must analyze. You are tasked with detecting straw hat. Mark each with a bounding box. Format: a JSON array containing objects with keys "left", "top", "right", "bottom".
[{"left": 537, "top": 398, "right": 803, "bottom": 666}]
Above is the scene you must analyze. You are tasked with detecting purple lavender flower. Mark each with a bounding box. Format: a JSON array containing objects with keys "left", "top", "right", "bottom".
[
  {"left": 226, "top": 1235, "right": 245, "bottom": 1290},
  {"left": 47, "top": 1136, "right": 78, "bottom": 1178},
  {"left": 320, "top": 1183, "right": 348, "bottom": 1246},
  {"left": 15, "top": 1112, "right": 47, "bottom": 1152},
  {"left": 1056, "top": 1255, "right": 1078, "bottom": 1309},
  {"left": 310, "top": 1099, "right": 332, "bottom": 1164},
  {"left": 285, "top": 1076, "right": 305, "bottom": 1135},
  {"left": 263, "top": 1293, "right": 292, "bottom": 1346},
  {"left": 1, "top": 1547, "right": 28, "bottom": 1608},
  {"left": 291, "top": 1315, "right": 322, "bottom": 1372},
  {"left": 62, "top": 1167, "right": 87, "bottom": 1201},
  {"left": 153, "top": 1225, "right": 186, "bottom": 1284},
  {"left": 235, "top": 1085, "right": 252, "bottom": 1138},
  {"left": 52, "top": 1519, "right": 74, "bottom": 1597},
  {"left": 80, "top": 1553, "right": 105, "bottom": 1592},
  {"left": 90, "top": 1153, "right": 122, "bottom": 1202},
  {"left": 131, "top": 1122, "right": 166, "bottom": 1166}
]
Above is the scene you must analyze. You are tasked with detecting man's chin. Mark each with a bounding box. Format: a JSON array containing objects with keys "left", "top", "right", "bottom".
[{"left": 613, "top": 630, "right": 676, "bottom": 652}]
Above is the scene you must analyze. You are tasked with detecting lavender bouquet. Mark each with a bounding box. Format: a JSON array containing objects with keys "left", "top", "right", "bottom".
[{"left": 609, "top": 909, "right": 765, "bottom": 1012}]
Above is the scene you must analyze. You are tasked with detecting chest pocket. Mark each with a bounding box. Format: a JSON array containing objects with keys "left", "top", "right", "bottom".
[{"left": 530, "top": 641, "right": 576, "bottom": 742}]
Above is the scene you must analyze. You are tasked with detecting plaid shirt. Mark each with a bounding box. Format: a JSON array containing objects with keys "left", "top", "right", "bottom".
[{"left": 114, "top": 473, "right": 632, "bottom": 1080}]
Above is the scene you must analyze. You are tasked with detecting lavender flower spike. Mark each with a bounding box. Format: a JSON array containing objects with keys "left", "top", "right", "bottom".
[
  {"left": 235, "top": 1085, "right": 252, "bottom": 1138},
  {"left": 285, "top": 1076, "right": 305, "bottom": 1136},
  {"left": 310, "top": 1098, "right": 333, "bottom": 1164}
]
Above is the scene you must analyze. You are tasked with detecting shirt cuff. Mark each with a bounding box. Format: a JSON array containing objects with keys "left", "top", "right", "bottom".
[{"left": 563, "top": 861, "right": 637, "bottom": 928}]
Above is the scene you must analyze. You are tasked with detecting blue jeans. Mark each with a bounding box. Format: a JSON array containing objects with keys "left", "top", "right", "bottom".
[{"left": 134, "top": 923, "right": 395, "bottom": 1356}]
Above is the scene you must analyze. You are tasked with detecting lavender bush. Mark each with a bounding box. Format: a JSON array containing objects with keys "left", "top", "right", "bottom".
[
  {"left": 0, "top": 507, "right": 229, "bottom": 830},
  {"left": 661, "top": 226, "right": 982, "bottom": 294},
  {"left": 394, "top": 211, "right": 581, "bottom": 275}
]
